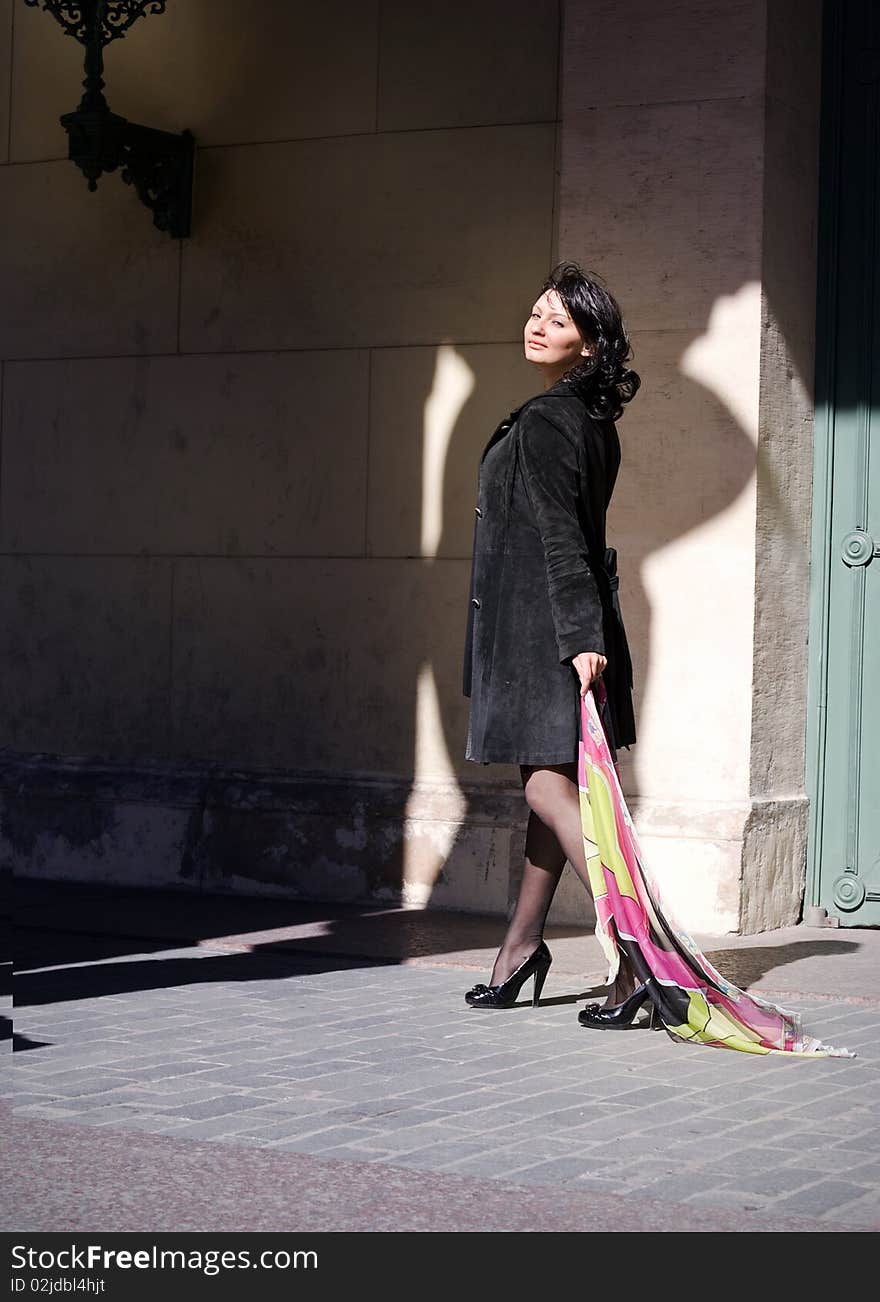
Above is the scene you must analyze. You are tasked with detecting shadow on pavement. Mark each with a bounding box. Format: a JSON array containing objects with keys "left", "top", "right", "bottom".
[
  {"left": 13, "top": 926, "right": 605, "bottom": 1012},
  {"left": 11, "top": 876, "right": 861, "bottom": 1021},
  {"left": 702, "top": 941, "right": 859, "bottom": 992}
]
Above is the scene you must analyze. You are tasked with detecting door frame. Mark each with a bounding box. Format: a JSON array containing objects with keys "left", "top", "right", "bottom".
[{"left": 805, "top": 0, "right": 844, "bottom": 912}]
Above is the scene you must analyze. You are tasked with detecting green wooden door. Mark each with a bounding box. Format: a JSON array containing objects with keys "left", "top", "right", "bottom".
[{"left": 807, "top": 0, "right": 880, "bottom": 925}]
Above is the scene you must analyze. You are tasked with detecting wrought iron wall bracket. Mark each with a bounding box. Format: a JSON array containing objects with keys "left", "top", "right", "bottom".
[
  {"left": 26, "top": 1, "right": 194, "bottom": 239},
  {"left": 61, "top": 107, "right": 195, "bottom": 237}
]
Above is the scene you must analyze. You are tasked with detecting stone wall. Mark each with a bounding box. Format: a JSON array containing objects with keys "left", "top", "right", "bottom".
[
  {"left": 1, "top": 1, "right": 823, "bottom": 933},
  {"left": 555, "top": 0, "right": 822, "bottom": 931},
  {"left": 1, "top": 0, "right": 560, "bottom": 916}
]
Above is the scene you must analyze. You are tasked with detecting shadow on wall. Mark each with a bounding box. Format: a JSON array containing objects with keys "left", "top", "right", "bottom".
[{"left": 424, "top": 274, "right": 763, "bottom": 925}]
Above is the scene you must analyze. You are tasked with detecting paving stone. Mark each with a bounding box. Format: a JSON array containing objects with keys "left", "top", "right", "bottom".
[
  {"left": 571, "top": 1175, "right": 622, "bottom": 1193},
  {"left": 160, "top": 1093, "right": 281, "bottom": 1120},
  {"left": 782, "top": 1149, "right": 872, "bottom": 1175},
  {"left": 690, "top": 1146, "right": 794, "bottom": 1176},
  {"left": 499, "top": 1153, "right": 628, "bottom": 1184},
  {"left": 629, "top": 1171, "right": 740, "bottom": 1203},
  {"left": 349, "top": 1106, "right": 462, "bottom": 1131},
  {"left": 297, "top": 1077, "right": 401, "bottom": 1103},
  {"left": 678, "top": 1188, "right": 773, "bottom": 1213},
  {"left": 12, "top": 1103, "right": 105, "bottom": 1120},
  {"left": 57, "top": 1089, "right": 180, "bottom": 1112},
  {"left": 99, "top": 1114, "right": 201, "bottom": 1136},
  {"left": 14, "top": 1067, "right": 136, "bottom": 1090},
  {"left": 770, "top": 1180, "right": 877, "bottom": 1219},
  {"left": 725, "top": 1166, "right": 828, "bottom": 1196},
  {"left": 110, "top": 1060, "right": 226, "bottom": 1082},
  {"left": 370, "top": 1093, "right": 478, "bottom": 1115},
  {"left": 264, "top": 1125, "right": 396, "bottom": 1154},
  {"left": 427, "top": 1151, "right": 557, "bottom": 1180},
  {"left": 183, "top": 1066, "right": 304, "bottom": 1088},
  {"left": 134, "top": 1081, "right": 253, "bottom": 1105},
  {"left": 640, "top": 1134, "right": 758, "bottom": 1166},
  {"left": 782, "top": 1098, "right": 874, "bottom": 1123},
  {"left": 817, "top": 1189, "right": 880, "bottom": 1224},
  {"left": 68, "top": 1106, "right": 176, "bottom": 1128},
  {"left": 695, "top": 1099, "right": 798, "bottom": 1123},
  {"left": 496, "top": 1134, "right": 585, "bottom": 1160},
  {"left": 612, "top": 1158, "right": 683, "bottom": 1188},
  {"left": 829, "top": 1128, "right": 880, "bottom": 1152},
  {"left": 554, "top": 1118, "right": 650, "bottom": 1149},
  {"left": 702, "top": 1119, "right": 818, "bottom": 1145},
  {"left": 243, "top": 1098, "right": 363, "bottom": 1121},
  {"left": 347, "top": 1124, "right": 469, "bottom": 1155},
  {"left": 145, "top": 1113, "right": 279, "bottom": 1141},
  {"left": 608, "top": 1083, "right": 698, "bottom": 1108},
  {"left": 832, "top": 1159, "right": 880, "bottom": 1185},
  {"left": 7, "top": 1092, "right": 68, "bottom": 1108}
]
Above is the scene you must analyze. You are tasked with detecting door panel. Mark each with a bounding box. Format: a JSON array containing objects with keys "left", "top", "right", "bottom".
[{"left": 809, "top": 0, "right": 880, "bottom": 925}]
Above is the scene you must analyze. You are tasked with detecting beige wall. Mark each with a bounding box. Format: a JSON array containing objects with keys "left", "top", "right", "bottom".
[
  {"left": 1, "top": 1, "right": 823, "bottom": 933},
  {"left": 557, "top": 0, "right": 823, "bottom": 930}
]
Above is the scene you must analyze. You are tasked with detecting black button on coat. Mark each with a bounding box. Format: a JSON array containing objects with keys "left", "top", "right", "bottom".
[{"left": 462, "top": 383, "right": 636, "bottom": 765}]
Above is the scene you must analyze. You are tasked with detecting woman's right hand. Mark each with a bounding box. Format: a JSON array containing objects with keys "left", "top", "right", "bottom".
[{"left": 571, "top": 650, "right": 607, "bottom": 697}]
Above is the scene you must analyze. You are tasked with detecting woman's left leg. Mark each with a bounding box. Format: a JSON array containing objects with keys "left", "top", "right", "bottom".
[
  {"left": 488, "top": 803, "right": 566, "bottom": 987},
  {"left": 488, "top": 760, "right": 639, "bottom": 1004},
  {"left": 518, "top": 760, "right": 640, "bottom": 1006}
]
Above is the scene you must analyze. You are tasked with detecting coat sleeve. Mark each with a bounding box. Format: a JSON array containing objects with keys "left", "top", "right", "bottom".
[{"left": 516, "top": 406, "right": 605, "bottom": 663}]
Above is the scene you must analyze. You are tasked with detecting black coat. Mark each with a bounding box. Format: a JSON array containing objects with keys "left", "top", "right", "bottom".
[{"left": 462, "top": 382, "right": 636, "bottom": 765}]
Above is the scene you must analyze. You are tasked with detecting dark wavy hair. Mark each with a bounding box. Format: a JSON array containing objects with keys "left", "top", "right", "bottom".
[{"left": 539, "top": 261, "right": 640, "bottom": 421}]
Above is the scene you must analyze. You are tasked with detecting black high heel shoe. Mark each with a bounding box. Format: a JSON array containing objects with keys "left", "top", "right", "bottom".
[
  {"left": 464, "top": 941, "right": 552, "bottom": 1009},
  {"left": 577, "top": 979, "right": 657, "bottom": 1029}
]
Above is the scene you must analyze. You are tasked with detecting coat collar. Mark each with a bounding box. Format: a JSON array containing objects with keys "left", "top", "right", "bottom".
[{"left": 479, "top": 386, "right": 585, "bottom": 464}]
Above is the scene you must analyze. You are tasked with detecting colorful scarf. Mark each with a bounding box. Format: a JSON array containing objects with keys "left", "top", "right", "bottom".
[{"left": 578, "top": 681, "right": 854, "bottom": 1058}]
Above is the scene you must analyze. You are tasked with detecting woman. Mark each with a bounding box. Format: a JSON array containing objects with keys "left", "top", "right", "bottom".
[
  {"left": 459, "top": 267, "right": 854, "bottom": 1060},
  {"left": 461, "top": 261, "right": 643, "bottom": 1020}
]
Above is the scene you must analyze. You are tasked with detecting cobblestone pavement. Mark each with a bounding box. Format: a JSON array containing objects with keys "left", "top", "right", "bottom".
[{"left": 8, "top": 931, "right": 880, "bottom": 1231}]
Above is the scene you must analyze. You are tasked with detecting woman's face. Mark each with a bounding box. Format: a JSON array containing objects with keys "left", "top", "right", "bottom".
[{"left": 523, "top": 290, "right": 591, "bottom": 375}]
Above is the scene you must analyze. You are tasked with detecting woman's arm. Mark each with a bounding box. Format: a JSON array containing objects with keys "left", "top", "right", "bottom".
[{"left": 516, "top": 405, "right": 606, "bottom": 666}]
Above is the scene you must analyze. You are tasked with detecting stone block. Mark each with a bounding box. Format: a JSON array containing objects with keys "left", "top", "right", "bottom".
[
  {"left": 564, "top": 0, "right": 766, "bottom": 108},
  {"left": 559, "top": 98, "right": 765, "bottom": 333},
  {"left": 179, "top": 124, "right": 556, "bottom": 354},
  {"left": 0, "top": 352, "right": 369, "bottom": 556},
  {"left": 766, "top": 0, "right": 822, "bottom": 121},
  {"left": 171, "top": 556, "right": 472, "bottom": 773},
  {"left": 0, "top": 556, "right": 172, "bottom": 758},
  {"left": 628, "top": 830, "right": 743, "bottom": 933},
  {"left": 609, "top": 326, "right": 758, "bottom": 549},
  {"left": 190, "top": 767, "right": 519, "bottom": 912},
  {"left": 0, "top": 162, "right": 178, "bottom": 360},
  {"left": 2, "top": 786, "right": 190, "bottom": 891},
  {"left": 634, "top": 532, "right": 756, "bottom": 801},
  {"left": 739, "top": 797, "right": 809, "bottom": 932},
  {"left": 378, "top": 0, "right": 558, "bottom": 130}
]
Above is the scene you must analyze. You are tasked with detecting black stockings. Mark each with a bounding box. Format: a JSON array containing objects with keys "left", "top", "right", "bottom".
[{"left": 488, "top": 760, "right": 638, "bottom": 1005}]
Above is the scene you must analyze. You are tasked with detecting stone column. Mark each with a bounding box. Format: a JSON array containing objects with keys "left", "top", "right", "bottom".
[{"left": 556, "top": 0, "right": 822, "bottom": 932}]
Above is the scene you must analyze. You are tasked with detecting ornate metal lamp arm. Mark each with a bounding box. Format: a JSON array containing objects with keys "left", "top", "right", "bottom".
[
  {"left": 23, "top": 1, "right": 193, "bottom": 238},
  {"left": 25, "top": 1, "right": 168, "bottom": 45}
]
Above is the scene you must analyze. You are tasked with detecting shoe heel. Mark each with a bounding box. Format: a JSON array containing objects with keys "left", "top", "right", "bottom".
[
  {"left": 532, "top": 961, "right": 550, "bottom": 1007},
  {"left": 649, "top": 1001, "right": 662, "bottom": 1030}
]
